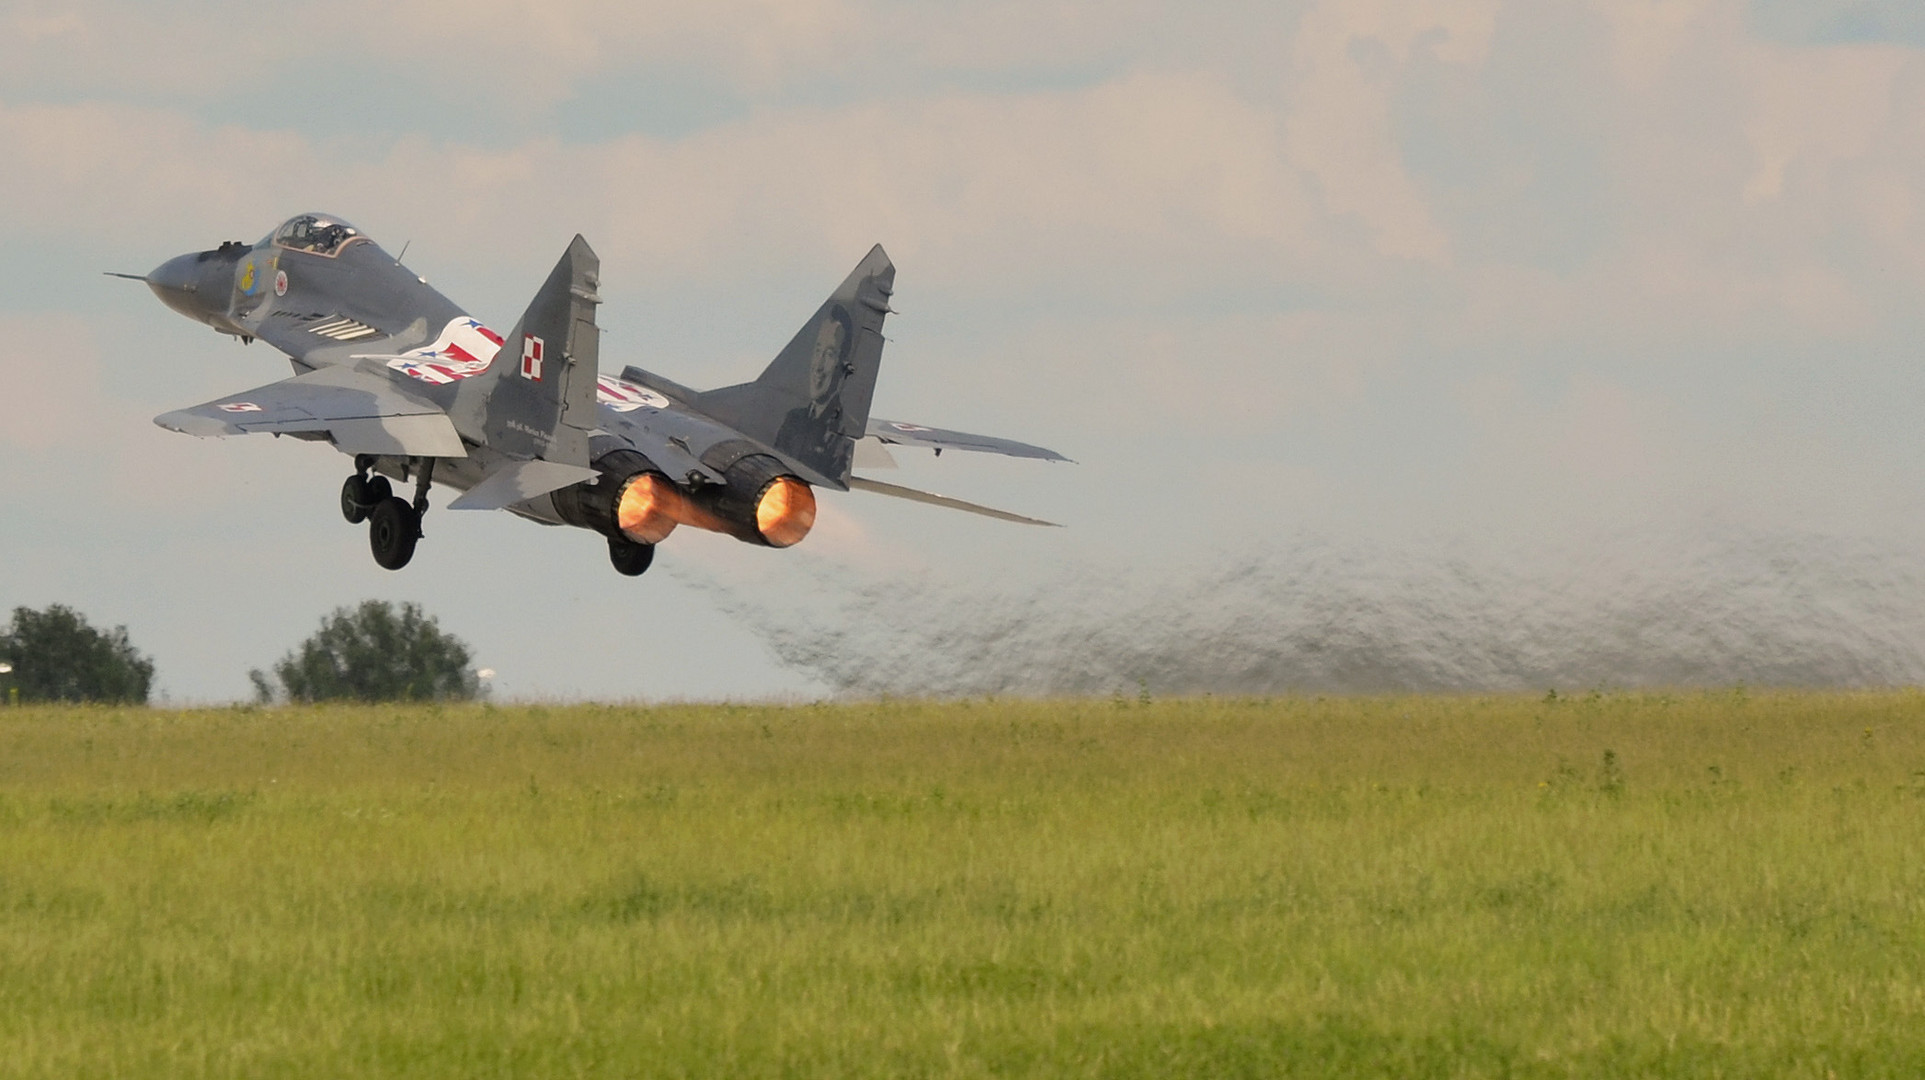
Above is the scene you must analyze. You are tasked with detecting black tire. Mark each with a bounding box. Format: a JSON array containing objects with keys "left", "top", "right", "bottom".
[
  {"left": 609, "top": 537, "right": 655, "bottom": 577},
  {"left": 340, "top": 475, "right": 371, "bottom": 523},
  {"left": 341, "top": 475, "right": 395, "bottom": 524},
  {"left": 369, "top": 497, "right": 420, "bottom": 571}
]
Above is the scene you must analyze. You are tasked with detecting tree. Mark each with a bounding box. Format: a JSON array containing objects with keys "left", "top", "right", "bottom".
[
  {"left": 253, "top": 600, "right": 480, "bottom": 703},
  {"left": 0, "top": 604, "right": 155, "bottom": 704}
]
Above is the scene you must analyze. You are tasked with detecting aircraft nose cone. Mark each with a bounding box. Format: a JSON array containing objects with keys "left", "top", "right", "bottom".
[{"left": 146, "top": 253, "right": 206, "bottom": 320}]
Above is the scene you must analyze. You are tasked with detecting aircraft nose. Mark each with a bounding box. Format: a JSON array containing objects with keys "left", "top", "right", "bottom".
[{"left": 146, "top": 253, "right": 208, "bottom": 320}]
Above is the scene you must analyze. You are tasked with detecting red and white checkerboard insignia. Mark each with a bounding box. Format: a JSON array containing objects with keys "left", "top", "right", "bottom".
[
  {"left": 521, "top": 334, "right": 544, "bottom": 381},
  {"left": 218, "top": 401, "right": 263, "bottom": 413}
]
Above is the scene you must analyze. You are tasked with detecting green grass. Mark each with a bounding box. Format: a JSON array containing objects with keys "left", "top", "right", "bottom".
[{"left": 3, "top": 692, "right": 1925, "bottom": 1077}]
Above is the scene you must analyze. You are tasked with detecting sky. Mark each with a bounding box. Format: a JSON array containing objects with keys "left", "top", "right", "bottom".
[{"left": 6, "top": 0, "right": 1925, "bottom": 702}]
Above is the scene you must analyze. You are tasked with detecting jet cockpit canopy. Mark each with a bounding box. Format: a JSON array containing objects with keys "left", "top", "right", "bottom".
[{"left": 270, "top": 213, "right": 363, "bottom": 257}]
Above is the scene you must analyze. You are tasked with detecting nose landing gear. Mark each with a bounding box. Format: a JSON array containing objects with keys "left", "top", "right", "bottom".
[{"left": 346, "top": 456, "right": 433, "bottom": 570}]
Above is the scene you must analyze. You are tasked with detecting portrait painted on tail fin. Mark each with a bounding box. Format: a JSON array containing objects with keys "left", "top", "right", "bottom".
[{"left": 772, "top": 303, "right": 856, "bottom": 475}]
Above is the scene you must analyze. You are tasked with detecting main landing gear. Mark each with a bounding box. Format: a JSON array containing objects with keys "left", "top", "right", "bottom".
[{"left": 342, "top": 455, "right": 434, "bottom": 571}]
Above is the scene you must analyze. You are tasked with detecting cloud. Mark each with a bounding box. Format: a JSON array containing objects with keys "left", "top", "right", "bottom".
[
  {"left": 1748, "top": 0, "right": 1925, "bottom": 47},
  {"left": 0, "top": 70, "right": 1319, "bottom": 288},
  {"left": 1276, "top": 0, "right": 1506, "bottom": 263},
  {"left": 0, "top": 0, "right": 860, "bottom": 106},
  {"left": 0, "top": 102, "right": 316, "bottom": 245}
]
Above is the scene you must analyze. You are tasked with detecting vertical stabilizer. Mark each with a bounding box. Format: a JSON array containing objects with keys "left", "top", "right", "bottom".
[
  {"left": 450, "top": 236, "right": 602, "bottom": 466},
  {"left": 695, "top": 245, "right": 894, "bottom": 486}
]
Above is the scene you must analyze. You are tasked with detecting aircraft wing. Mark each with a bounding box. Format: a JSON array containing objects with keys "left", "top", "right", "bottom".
[
  {"left": 155, "top": 363, "right": 465, "bottom": 457},
  {"left": 866, "top": 418, "right": 1070, "bottom": 462}
]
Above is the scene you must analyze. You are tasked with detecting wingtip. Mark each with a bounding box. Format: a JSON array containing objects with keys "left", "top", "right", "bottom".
[{"left": 153, "top": 410, "right": 235, "bottom": 438}]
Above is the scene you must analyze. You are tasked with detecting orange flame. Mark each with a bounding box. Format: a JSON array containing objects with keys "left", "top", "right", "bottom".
[
  {"left": 615, "top": 473, "right": 682, "bottom": 545},
  {"left": 617, "top": 471, "right": 815, "bottom": 548},
  {"left": 755, "top": 477, "right": 816, "bottom": 548}
]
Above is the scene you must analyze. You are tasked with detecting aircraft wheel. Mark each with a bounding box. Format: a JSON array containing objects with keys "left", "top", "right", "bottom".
[
  {"left": 369, "top": 497, "right": 420, "bottom": 571},
  {"left": 341, "top": 475, "right": 395, "bottom": 524},
  {"left": 340, "top": 476, "right": 371, "bottom": 523},
  {"left": 608, "top": 537, "right": 655, "bottom": 577}
]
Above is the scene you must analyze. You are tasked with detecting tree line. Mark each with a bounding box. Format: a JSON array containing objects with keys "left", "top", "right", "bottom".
[{"left": 0, "top": 601, "right": 481, "bottom": 705}]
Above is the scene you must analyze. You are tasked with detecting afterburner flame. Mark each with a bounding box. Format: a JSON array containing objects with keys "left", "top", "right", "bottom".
[
  {"left": 615, "top": 473, "right": 682, "bottom": 545},
  {"left": 755, "top": 477, "right": 816, "bottom": 547}
]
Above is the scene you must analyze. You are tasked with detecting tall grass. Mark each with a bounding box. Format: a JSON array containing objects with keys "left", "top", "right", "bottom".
[{"left": 2, "top": 692, "right": 1924, "bottom": 1077}]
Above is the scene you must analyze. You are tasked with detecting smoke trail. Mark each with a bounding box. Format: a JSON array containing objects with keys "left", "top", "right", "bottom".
[{"left": 697, "top": 530, "right": 1925, "bottom": 696}]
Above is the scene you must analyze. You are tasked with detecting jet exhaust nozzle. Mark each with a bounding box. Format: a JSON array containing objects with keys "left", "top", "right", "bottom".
[
  {"left": 613, "top": 472, "right": 683, "bottom": 545},
  {"left": 552, "top": 448, "right": 815, "bottom": 549},
  {"left": 748, "top": 476, "right": 816, "bottom": 548},
  {"left": 680, "top": 449, "right": 816, "bottom": 548}
]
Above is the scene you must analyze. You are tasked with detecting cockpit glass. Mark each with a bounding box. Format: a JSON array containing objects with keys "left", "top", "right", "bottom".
[{"left": 272, "top": 214, "right": 363, "bottom": 257}]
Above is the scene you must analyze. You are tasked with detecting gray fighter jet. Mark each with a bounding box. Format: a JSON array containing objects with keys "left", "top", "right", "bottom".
[{"left": 127, "top": 214, "right": 1067, "bottom": 575}]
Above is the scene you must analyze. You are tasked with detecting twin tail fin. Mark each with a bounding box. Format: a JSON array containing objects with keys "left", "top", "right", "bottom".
[
  {"left": 449, "top": 236, "right": 602, "bottom": 468},
  {"left": 694, "top": 245, "right": 895, "bottom": 487}
]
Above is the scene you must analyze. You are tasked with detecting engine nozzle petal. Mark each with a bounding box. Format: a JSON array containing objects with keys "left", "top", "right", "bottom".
[
  {"left": 614, "top": 473, "right": 682, "bottom": 545},
  {"left": 754, "top": 476, "right": 816, "bottom": 548}
]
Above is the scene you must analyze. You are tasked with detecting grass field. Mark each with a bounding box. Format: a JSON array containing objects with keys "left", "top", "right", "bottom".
[{"left": 3, "top": 692, "right": 1925, "bottom": 1077}]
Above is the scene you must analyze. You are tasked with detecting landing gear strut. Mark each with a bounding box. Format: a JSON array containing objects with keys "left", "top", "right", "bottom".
[
  {"left": 351, "top": 456, "right": 432, "bottom": 571},
  {"left": 608, "top": 537, "right": 655, "bottom": 577}
]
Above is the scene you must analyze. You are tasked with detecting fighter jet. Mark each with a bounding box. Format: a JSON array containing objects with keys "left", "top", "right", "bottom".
[{"left": 126, "top": 213, "right": 1067, "bottom": 575}]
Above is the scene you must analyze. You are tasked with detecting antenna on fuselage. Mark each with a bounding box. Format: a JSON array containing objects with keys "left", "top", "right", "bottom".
[{"left": 395, "top": 240, "right": 411, "bottom": 266}]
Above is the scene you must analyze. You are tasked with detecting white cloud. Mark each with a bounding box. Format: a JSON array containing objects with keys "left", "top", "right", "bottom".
[
  {"left": 0, "top": 71, "right": 1318, "bottom": 288},
  {"left": 1276, "top": 0, "right": 1502, "bottom": 263}
]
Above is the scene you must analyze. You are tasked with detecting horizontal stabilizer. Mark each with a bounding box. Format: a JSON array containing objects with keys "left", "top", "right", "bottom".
[
  {"left": 447, "top": 459, "right": 598, "bottom": 510},
  {"left": 866, "top": 419, "right": 1071, "bottom": 462},
  {"left": 853, "top": 439, "right": 898, "bottom": 469},
  {"left": 848, "top": 476, "right": 1060, "bottom": 527}
]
